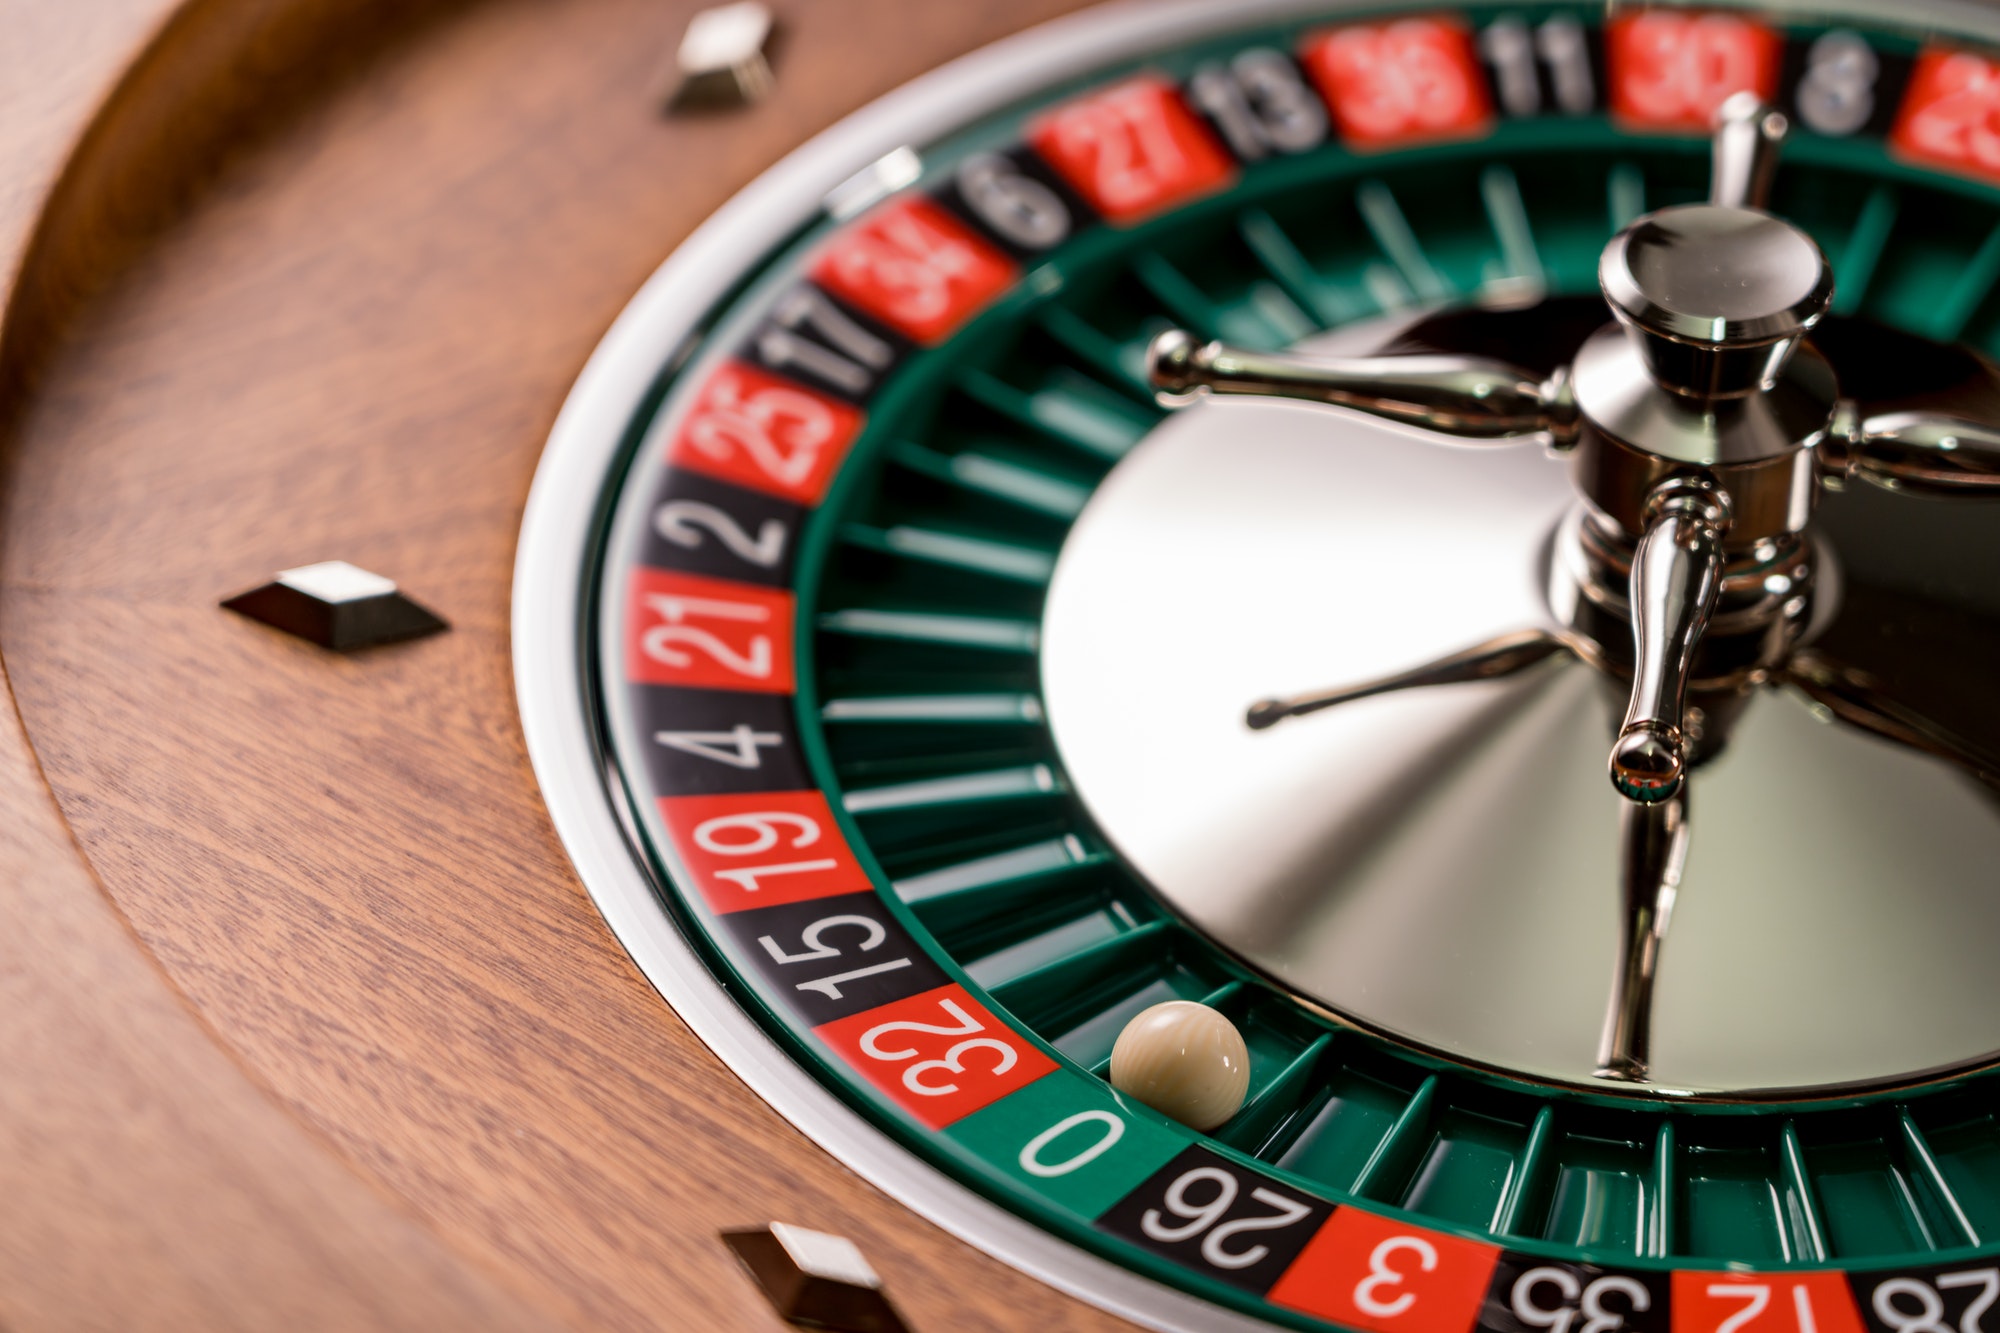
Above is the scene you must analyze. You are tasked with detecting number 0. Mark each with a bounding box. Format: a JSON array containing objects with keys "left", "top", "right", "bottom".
[{"left": 1018, "top": 1110, "right": 1125, "bottom": 1177}]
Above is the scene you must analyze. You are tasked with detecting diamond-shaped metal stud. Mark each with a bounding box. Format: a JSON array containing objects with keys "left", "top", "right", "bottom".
[
  {"left": 662, "top": 1, "right": 777, "bottom": 110},
  {"left": 222, "top": 561, "right": 447, "bottom": 650},
  {"left": 721, "top": 1224, "right": 909, "bottom": 1332}
]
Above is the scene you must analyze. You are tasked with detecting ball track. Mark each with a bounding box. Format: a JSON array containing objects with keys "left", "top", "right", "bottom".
[{"left": 800, "top": 142, "right": 2000, "bottom": 1261}]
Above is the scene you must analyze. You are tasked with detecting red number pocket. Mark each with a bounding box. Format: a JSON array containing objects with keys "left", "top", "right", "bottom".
[
  {"left": 1672, "top": 1273, "right": 1866, "bottom": 1333},
  {"left": 1607, "top": 11, "right": 1781, "bottom": 132},
  {"left": 1268, "top": 1207, "right": 1499, "bottom": 1333},
  {"left": 1028, "top": 76, "right": 1236, "bottom": 223},
  {"left": 1300, "top": 16, "right": 1494, "bottom": 150},
  {"left": 813, "top": 195, "right": 1018, "bottom": 343},
  {"left": 665, "top": 361, "right": 863, "bottom": 506},
  {"left": 815, "top": 983, "right": 1058, "bottom": 1129},
  {"left": 657, "top": 790, "right": 871, "bottom": 914},
  {"left": 1891, "top": 47, "right": 2000, "bottom": 183},
  {"left": 626, "top": 567, "right": 793, "bottom": 694}
]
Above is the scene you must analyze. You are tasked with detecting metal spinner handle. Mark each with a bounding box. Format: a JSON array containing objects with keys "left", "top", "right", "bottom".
[{"left": 1590, "top": 96, "right": 1825, "bottom": 802}]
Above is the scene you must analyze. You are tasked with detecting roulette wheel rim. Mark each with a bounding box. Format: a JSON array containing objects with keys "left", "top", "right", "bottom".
[
  {"left": 515, "top": 7, "right": 1306, "bottom": 1326},
  {"left": 514, "top": 0, "right": 2000, "bottom": 1326}
]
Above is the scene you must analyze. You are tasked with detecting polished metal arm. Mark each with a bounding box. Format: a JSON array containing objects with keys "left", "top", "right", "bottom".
[
  {"left": 1245, "top": 628, "right": 1574, "bottom": 730},
  {"left": 1823, "top": 407, "right": 2000, "bottom": 496},
  {"left": 1608, "top": 479, "right": 1731, "bottom": 804},
  {"left": 1782, "top": 650, "right": 2000, "bottom": 790},
  {"left": 1146, "top": 329, "right": 1578, "bottom": 442},
  {"left": 1710, "top": 92, "right": 1787, "bottom": 210},
  {"left": 1595, "top": 789, "right": 1689, "bottom": 1083}
]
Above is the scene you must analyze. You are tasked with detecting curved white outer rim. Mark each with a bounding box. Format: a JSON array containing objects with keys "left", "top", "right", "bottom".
[{"left": 512, "top": 0, "right": 2000, "bottom": 1328}]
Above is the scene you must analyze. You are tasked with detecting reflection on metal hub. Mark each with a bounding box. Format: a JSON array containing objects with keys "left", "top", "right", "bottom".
[{"left": 1046, "top": 96, "right": 2000, "bottom": 1096}]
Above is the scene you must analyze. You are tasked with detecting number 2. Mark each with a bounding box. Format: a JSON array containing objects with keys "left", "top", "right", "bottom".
[
  {"left": 859, "top": 997, "right": 1018, "bottom": 1096},
  {"left": 655, "top": 499, "right": 786, "bottom": 569},
  {"left": 640, "top": 591, "right": 771, "bottom": 680},
  {"left": 668, "top": 362, "right": 859, "bottom": 506},
  {"left": 1873, "top": 1269, "right": 2000, "bottom": 1333},
  {"left": 1138, "top": 1166, "right": 1313, "bottom": 1271}
]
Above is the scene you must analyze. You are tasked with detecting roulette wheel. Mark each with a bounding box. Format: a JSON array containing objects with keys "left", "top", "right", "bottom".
[{"left": 5, "top": 0, "right": 2000, "bottom": 1330}]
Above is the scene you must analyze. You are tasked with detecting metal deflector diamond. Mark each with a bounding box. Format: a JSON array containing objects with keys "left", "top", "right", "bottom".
[{"left": 222, "top": 561, "right": 447, "bottom": 650}]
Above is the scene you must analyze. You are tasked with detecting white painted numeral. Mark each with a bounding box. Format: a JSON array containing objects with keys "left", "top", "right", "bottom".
[
  {"left": 1049, "top": 86, "right": 1195, "bottom": 214},
  {"left": 692, "top": 810, "right": 819, "bottom": 856},
  {"left": 1512, "top": 1268, "right": 1652, "bottom": 1333},
  {"left": 1874, "top": 1269, "right": 2000, "bottom": 1333},
  {"left": 856, "top": 998, "right": 1022, "bottom": 1096},
  {"left": 1199, "top": 1189, "right": 1311, "bottom": 1270},
  {"left": 1797, "top": 31, "right": 1878, "bottom": 137},
  {"left": 1188, "top": 48, "right": 1326, "bottom": 159},
  {"left": 688, "top": 377, "right": 839, "bottom": 490},
  {"left": 1018, "top": 1111, "right": 1125, "bottom": 1178},
  {"left": 859, "top": 998, "right": 984, "bottom": 1057},
  {"left": 758, "top": 914, "right": 885, "bottom": 964},
  {"left": 823, "top": 207, "right": 985, "bottom": 329},
  {"left": 756, "top": 286, "right": 892, "bottom": 397},
  {"left": 956, "top": 153, "right": 1070, "bottom": 251},
  {"left": 1709, "top": 1285, "right": 1772, "bottom": 1333},
  {"left": 654, "top": 725, "right": 783, "bottom": 769},
  {"left": 1138, "top": 1167, "right": 1313, "bottom": 1271},
  {"left": 1482, "top": 17, "right": 1594, "bottom": 117},
  {"left": 1141, "top": 1167, "right": 1237, "bottom": 1243},
  {"left": 640, "top": 591, "right": 773, "bottom": 679},
  {"left": 794, "top": 957, "right": 913, "bottom": 1000},
  {"left": 1536, "top": 17, "right": 1595, "bottom": 114},
  {"left": 1481, "top": 19, "right": 1540, "bottom": 118},
  {"left": 655, "top": 499, "right": 787, "bottom": 569},
  {"left": 1353, "top": 1234, "right": 1439, "bottom": 1319},
  {"left": 1940, "top": 1269, "right": 2000, "bottom": 1333},
  {"left": 901, "top": 1037, "right": 1017, "bottom": 1095}
]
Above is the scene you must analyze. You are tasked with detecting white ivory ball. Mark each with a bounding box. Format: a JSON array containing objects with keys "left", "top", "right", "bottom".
[{"left": 1109, "top": 1000, "right": 1250, "bottom": 1131}]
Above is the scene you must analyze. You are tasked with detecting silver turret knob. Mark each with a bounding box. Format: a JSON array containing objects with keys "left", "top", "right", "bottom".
[{"left": 1599, "top": 205, "right": 1832, "bottom": 403}]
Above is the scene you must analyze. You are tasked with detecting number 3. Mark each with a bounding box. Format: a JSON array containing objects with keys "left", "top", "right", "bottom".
[
  {"left": 1353, "top": 1234, "right": 1438, "bottom": 1318},
  {"left": 902, "top": 1037, "right": 1018, "bottom": 1096}
]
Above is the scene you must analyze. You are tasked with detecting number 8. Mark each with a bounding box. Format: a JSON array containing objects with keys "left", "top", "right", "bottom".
[{"left": 1796, "top": 31, "right": 1877, "bottom": 137}]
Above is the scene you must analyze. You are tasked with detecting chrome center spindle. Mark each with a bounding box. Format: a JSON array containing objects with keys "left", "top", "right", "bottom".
[{"left": 1579, "top": 162, "right": 1835, "bottom": 802}]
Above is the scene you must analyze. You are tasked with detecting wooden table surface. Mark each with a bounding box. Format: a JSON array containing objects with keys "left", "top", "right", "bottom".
[{"left": 0, "top": 1, "right": 1143, "bottom": 1328}]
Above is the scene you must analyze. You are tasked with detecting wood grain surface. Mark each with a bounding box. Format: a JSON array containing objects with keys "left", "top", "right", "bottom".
[{"left": 0, "top": 0, "right": 1141, "bottom": 1329}]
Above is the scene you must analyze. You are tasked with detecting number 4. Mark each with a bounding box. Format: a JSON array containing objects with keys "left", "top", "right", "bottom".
[{"left": 654, "top": 725, "right": 783, "bottom": 769}]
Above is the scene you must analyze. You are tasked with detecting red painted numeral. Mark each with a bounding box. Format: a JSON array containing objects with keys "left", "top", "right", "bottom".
[
  {"left": 665, "top": 361, "right": 862, "bottom": 505},
  {"left": 1891, "top": 48, "right": 2000, "bottom": 182},
  {"left": 1268, "top": 1207, "right": 1499, "bottom": 1333},
  {"left": 657, "top": 790, "right": 870, "bottom": 913},
  {"left": 626, "top": 568, "right": 793, "bottom": 693},
  {"left": 1300, "top": 16, "right": 1494, "bottom": 149},
  {"left": 815, "top": 984, "right": 1058, "bottom": 1129},
  {"left": 1672, "top": 1273, "right": 1867, "bottom": 1333},
  {"left": 813, "top": 196, "right": 1018, "bottom": 344},
  {"left": 1028, "top": 76, "right": 1235, "bottom": 223},
  {"left": 1607, "top": 11, "right": 1781, "bottom": 131}
]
